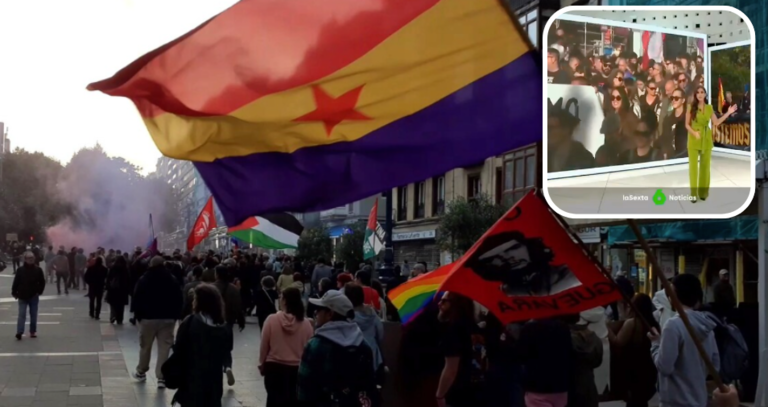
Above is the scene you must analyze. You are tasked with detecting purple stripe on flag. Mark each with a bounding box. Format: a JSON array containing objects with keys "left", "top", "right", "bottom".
[{"left": 196, "top": 51, "right": 541, "bottom": 226}]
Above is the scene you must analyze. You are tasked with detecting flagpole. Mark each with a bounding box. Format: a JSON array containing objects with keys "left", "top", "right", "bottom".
[
  {"left": 627, "top": 219, "right": 727, "bottom": 393},
  {"left": 539, "top": 190, "right": 653, "bottom": 331},
  {"left": 383, "top": 190, "right": 394, "bottom": 269}
]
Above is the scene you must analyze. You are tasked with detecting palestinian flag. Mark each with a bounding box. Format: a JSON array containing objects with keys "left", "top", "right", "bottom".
[
  {"left": 227, "top": 213, "right": 304, "bottom": 249},
  {"left": 363, "top": 198, "right": 385, "bottom": 260}
]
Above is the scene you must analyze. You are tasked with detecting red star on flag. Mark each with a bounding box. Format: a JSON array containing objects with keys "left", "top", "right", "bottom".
[{"left": 294, "top": 85, "right": 371, "bottom": 136}]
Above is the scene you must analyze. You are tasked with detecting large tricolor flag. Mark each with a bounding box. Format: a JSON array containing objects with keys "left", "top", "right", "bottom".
[
  {"left": 228, "top": 213, "right": 304, "bottom": 250},
  {"left": 363, "top": 198, "right": 385, "bottom": 260},
  {"left": 87, "top": 0, "right": 540, "bottom": 227}
]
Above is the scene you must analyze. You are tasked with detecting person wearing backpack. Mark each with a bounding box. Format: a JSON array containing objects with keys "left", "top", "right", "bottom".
[
  {"left": 648, "top": 274, "right": 720, "bottom": 407},
  {"left": 702, "top": 280, "right": 749, "bottom": 385},
  {"left": 298, "top": 290, "right": 377, "bottom": 407}
]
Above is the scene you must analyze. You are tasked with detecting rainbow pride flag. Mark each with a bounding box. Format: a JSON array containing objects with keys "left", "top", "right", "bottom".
[
  {"left": 87, "top": 0, "right": 540, "bottom": 227},
  {"left": 388, "top": 264, "right": 452, "bottom": 324}
]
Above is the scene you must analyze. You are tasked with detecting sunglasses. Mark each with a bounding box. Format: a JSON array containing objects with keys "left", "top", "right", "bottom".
[
  {"left": 679, "top": 78, "right": 687, "bottom": 82},
  {"left": 671, "top": 96, "right": 683, "bottom": 101},
  {"left": 615, "top": 77, "right": 624, "bottom": 82},
  {"left": 648, "top": 87, "right": 657, "bottom": 91},
  {"left": 611, "top": 95, "right": 622, "bottom": 101}
]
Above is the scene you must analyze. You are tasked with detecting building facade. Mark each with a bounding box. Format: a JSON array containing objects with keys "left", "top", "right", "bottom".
[
  {"left": 154, "top": 156, "right": 221, "bottom": 250},
  {"left": 391, "top": 143, "right": 541, "bottom": 269},
  {"left": 0, "top": 122, "right": 8, "bottom": 154}
]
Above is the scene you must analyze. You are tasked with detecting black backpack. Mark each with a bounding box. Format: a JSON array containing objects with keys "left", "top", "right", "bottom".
[{"left": 324, "top": 338, "right": 379, "bottom": 407}]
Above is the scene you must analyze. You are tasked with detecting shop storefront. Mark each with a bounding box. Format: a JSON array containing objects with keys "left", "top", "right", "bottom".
[{"left": 392, "top": 229, "right": 441, "bottom": 269}]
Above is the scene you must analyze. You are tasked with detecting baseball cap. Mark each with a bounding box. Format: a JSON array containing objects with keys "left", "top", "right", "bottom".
[
  {"left": 719, "top": 269, "right": 729, "bottom": 276},
  {"left": 222, "top": 258, "right": 237, "bottom": 267},
  {"left": 309, "top": 290, "right": 353, "bottom": 317}
]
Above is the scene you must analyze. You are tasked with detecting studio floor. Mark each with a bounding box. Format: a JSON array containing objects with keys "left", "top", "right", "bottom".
[{"left": 546, "top": 155, "right": 753, "bottom": 216}]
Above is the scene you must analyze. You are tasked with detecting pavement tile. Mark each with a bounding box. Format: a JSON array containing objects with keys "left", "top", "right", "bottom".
[
  {"left": 64, "top": 395, "right": 102, "bottom": 405},
  {"left": 34, "top": 385, "right": 68, "bottom": 393},
  {"left": 32, "top": 392, "right": 67, "bottom": 401},
  {"left": 30, "top": 402, "right": 68, "bottom": 407},
  {"left": 67, "top": 387, "right": 101, "bottom": 397},
  {"left": 0, "top": 396, "right": 35, "bottom": 407},
  {"left": 1, "top": 388, "right": 36, "bottom": 397}
]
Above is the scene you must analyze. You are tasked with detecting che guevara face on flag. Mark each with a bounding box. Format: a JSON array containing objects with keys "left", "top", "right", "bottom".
[
  {"left": 466, "top": 230, "right": 581, "bottom": 297},
  {"left": 439, "top": 191, "right": 621, "bottom": 323}
]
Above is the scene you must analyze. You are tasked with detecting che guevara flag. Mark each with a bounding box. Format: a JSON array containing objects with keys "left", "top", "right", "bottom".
[
  {"left": 438, "top": 191, "right": 622, "bottom": 324},
  {"left": 187, "top": 196, "right": 217, "bottom": 252},
  {"left": 87, "top": 0, "right": 540, "bottom": 227}
]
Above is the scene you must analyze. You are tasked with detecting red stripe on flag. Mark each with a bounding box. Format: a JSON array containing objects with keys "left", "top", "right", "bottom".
[
  {"left": 228, "top": 217, "right": 260, "bottom": 233},
  {"left": 88, "top": 0, "right": 439, "bottom": 119}
]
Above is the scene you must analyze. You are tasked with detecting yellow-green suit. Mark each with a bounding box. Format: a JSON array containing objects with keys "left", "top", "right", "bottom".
[{"left": 688, "top": 104, "right": 714, "bottom": 199}]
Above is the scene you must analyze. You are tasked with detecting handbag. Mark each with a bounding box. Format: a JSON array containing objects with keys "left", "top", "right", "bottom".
[
  {"left": 162, "top": 316, "right": 193, "bottom": 390},
  {"left": 263, "top": 288, "right": 278, "bottom": 313}
]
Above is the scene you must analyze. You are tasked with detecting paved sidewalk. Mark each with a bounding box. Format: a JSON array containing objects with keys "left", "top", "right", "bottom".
[{"left": 0, "top": 276, "right": 266, "bottom": 407}]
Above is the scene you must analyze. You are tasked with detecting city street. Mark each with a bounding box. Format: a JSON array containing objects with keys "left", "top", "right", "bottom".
[
  {"left": 0, "top": 272, "right": 658, "bottom": 407},
  {"left": 0, "top": 273, "right": 265, "bottom": 407}
]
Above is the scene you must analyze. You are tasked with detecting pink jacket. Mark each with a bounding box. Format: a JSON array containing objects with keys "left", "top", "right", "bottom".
[{"left": 259, "top": 311, "right": 313, "bottom": 366}]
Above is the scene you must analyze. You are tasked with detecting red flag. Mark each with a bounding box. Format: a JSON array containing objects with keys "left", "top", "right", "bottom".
[
  {"left": 187, "top": 197, "right": 217, "bottom": 252},
  {"left": 438, "top": 191, "right": 621, "bottom": 324}
]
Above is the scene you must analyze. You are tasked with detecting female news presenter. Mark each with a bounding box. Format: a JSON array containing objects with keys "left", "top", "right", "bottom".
[{"left": 685, "top": 85, "right": 737, "bottom": 203}]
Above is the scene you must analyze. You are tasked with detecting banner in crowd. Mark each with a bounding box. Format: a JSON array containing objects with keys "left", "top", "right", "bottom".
[
  {"left": 547, "top": 85, "right": 605, "bottom": 157},
  {"left": 709, "top": 41, "right": 751, "bottom": 152},
  {"left": 438, "top": 191, "right": 622, "bottom": 324},
  {"left": 547, "top": 15, "right": 709, "bottom": 175}
]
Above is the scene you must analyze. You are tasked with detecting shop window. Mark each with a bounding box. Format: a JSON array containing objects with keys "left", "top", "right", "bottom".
[
  {"left": 432, "top": 176, "right": 445, "bottom": 216},
  {"left": 518, "top": 9, "right": 538, "bottom": 48},
  {"left": 467, "top": 174, "right": 481, "bottom": 200},
  {"left": 502, "top": 144, "right": 538, "bottom": 205},
  {"left": 414, "top": 181, "right": 426, "bottom": 219},
  {"left": 397, "top": 186, "right": 408, "bottom": 222}
]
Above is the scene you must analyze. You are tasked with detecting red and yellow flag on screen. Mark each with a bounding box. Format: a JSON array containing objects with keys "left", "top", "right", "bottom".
[{"left": 718, "top": 77, "right": 725, "bottom": 113}]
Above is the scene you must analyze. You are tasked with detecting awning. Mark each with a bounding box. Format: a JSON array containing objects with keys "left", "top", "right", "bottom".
[{"left": 607, "top": 216, "right": 758, "bottom": 246}]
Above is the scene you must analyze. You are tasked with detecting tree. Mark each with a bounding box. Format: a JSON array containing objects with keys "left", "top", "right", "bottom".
[
  {"left": 436, "top": 194, "right": 508, "bottom": 260},
  {"left": 334, "top": 222, "right": 366, "bottom": 271},
  {"left": 711, "top": 45, "right": 750, "bottom": 108},
  {"left": 0, "top": 149, "right": 71, "bottom": 244},
  {"left": 48, "top": 145, "right": 179, "bottom": 250},
  {"left": 296, "top": 227, "right": 333, "bottom": 263}
]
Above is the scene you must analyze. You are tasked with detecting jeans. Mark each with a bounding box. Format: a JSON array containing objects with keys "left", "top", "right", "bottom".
[
  {"left": 263, "top": 362, "right": 299, "bottom": 407},
  {"left": 110, "top": 302, "right": 125, "bottom": 324},
  {"left": 89, "top": 293, "right": 103, "bottom": 318},
  {"left": 17, "top": 296, "right": 40, "bottom": 335},
  {"left": 56, "top": 273, "right": 69, "bottom": 294}
]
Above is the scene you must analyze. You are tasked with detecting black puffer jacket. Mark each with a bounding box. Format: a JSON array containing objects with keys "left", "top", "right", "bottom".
[
  {"left": 12, "top": 264, "right": 46, "bottom": 300},
  {"left": 133, "top": 266, "right": 183, "bottom": 321}
]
